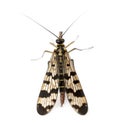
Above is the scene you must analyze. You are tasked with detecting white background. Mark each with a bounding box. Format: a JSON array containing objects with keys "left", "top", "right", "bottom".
[{"left": 0, "top": 0, "right": 120, "bottom": 122}]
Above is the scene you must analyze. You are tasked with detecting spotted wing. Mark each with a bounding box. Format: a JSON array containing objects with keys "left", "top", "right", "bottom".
[
  {"left": 37, "top": 52, "right": 58, "bottom": 115},
  {"left": 64, "top": 52, "right": 88, "bottom": 115}
]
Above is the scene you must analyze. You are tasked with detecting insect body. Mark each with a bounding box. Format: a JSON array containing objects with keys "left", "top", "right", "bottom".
[
  {"left": 25, "top": 15, "right": 91, "bottom": 115},
  {"left": 37, "top": 32, "right": 88, "bottom": 115}
]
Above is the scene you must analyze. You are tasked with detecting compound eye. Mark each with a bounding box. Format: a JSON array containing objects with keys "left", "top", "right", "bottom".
[
  {"left": 56, "top": 39, "right": 60, "bottom": 44},
  {"left": 61, "top": 39, "right": 65, "bottom": 43},
  {"left": 56, "top": 39, "right": 64, "bottom": 44}
]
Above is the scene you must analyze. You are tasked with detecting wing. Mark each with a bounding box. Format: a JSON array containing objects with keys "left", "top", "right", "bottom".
[
  {"left": 64, "top": 52, "right": 88, "bottom": 115},
  {"left": 37, "top": 52, "right": 59, "bottom": 115}
]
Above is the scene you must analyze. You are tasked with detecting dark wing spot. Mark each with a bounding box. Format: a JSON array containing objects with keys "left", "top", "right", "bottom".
[
  {"left": 37, "top": 104, "right": 47, "bottom": 115},
  {"left": 66, "top": 89, "right": 85, "bottom": 97},
  {"left": 73, "top": 80, "right": 79, "bottom": 84},
  {"left": 39, "top": 89, "right": 58, "bottom": 97},
  {"left": 52, "top": 74, "right": 59, "bottom": 80},
  {"left": 37, "top": 104, "right": 53, "bottom": 115},
  {"left": 52, "top": 64, "right": 55, "bottom": 67},
  {"left": 67, "top": 64, "right": 70, "bottom": 66},
  {"left": 72, "top": 103, "right": 88, "bottom": 115},
  {"left": 70, "top": 72, "right": 76, "bottom": 76},
  {"left": 43, "top": 80, "right": 50, "bottom": 84},
  {"left": 64, "top": 73, "right": 70, "bottom": 80},
  {"left": 46, "top": 72, "right": 52, "bottom": 76}
]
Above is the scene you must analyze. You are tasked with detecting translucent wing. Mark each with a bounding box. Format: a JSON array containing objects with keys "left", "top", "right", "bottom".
[
  {"left": 37, "top": 52, "right": 59, "bottom": 115},
  {"left": 64, "top": 52, "right": 88, "bottom": 115}
]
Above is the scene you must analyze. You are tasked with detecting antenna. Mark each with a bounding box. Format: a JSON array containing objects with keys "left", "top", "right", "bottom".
[
  {"left": 62, "top": 12, "right": 87, "bottom": 36},
  {"left": 24, "top": 15, "right": 59, "bottom": 38}
]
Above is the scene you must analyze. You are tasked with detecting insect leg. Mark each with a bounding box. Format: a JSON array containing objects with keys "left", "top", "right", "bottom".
[
  {"left": 31, "top": 50, "right": 53, "bottom": 61},
  {"left": 68, "top": 46, "right": 93, "bottom": 53},
  {"left": 41, "top": 50, "right": 53, "bottom": 57},
  {"left": 65, "top": 41, "right": 75, "bottom": 48},
  {"left": 65, "top": 35, "right": 80, "bottom": 48},
  {"left": 49, "top": 42, "right": 57, "bottom": 48}
]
